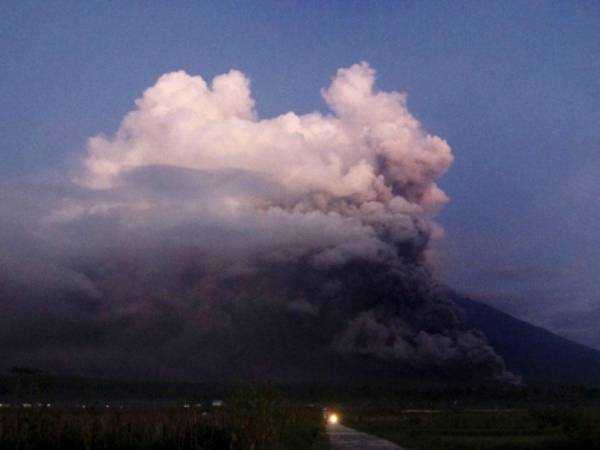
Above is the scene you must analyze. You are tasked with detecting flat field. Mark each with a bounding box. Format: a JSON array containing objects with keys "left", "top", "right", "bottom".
[{"left": 349, "top": 407, "right": 600, "bottom": 450}]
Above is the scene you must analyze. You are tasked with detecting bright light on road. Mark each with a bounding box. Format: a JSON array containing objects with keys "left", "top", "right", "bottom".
[{"left": 328, "top": 413, "right": 339, "bottom": 424}]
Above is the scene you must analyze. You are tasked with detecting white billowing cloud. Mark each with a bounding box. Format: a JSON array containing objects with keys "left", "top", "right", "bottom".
[{"left": 77, "top": 62, "right": 453, "bottom": 266}]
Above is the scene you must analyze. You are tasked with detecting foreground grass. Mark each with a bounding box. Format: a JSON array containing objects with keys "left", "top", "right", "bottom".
[
  {"left": 0, "top": 386, "right": 330, "bottom": 450},
  {"left": 350, "top": 408, "right": 600, "bottom": 450}
]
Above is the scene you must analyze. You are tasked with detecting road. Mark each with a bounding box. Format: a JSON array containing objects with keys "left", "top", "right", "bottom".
[{"left": 326, "top": 423, "right": 406, "bottom": 450}]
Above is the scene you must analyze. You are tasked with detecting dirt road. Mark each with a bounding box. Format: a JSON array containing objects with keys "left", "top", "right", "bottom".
[{"left": 326, "top": 423, "right": 406, "bottom": 450}]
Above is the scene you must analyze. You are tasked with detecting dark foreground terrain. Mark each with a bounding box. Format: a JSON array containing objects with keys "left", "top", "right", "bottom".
[
  {"left": 0, "top": 385, "right": 329, "bottom": 450},
  {"left": 3, "top": 376, "right": 600, "bottom": 450},
  {"left": 6, "top": 402, "right": 600, "bottom": 450},
  {"left": 347, "top": 407, "right": 600, "bottom": 450}
]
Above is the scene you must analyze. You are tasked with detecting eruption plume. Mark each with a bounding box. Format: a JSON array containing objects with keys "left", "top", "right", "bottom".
[{"left": 0, "top": 63, "right": 516, "bottom": 382}]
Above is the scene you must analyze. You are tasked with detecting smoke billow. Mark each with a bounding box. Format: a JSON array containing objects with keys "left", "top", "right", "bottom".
[{"left": 0, "top": 63, "right": 517, "bottom": 383}]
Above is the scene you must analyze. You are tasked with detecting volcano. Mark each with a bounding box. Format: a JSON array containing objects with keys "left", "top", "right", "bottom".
[{"left": 452, "top": 293, "right": 600, "bottom": 386}]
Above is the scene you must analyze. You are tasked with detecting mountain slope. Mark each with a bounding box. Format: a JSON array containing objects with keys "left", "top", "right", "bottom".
[{"left": 452, "top": 293, "right": 600, "bottom": 385}]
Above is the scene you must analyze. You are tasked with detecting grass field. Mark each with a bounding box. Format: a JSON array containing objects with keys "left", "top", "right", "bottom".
[{"left": 349, "top": 407, "right": 600, "bottom": 450}]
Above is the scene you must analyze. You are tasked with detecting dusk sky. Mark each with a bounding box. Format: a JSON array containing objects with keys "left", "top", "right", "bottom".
[{"left": 1, "top": 1, "right": 600, "bottom": 378}]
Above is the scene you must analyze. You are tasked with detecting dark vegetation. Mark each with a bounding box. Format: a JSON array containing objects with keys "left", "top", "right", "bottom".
[{"left": 0, "top": 384, "right": 328, "bottom": 450}]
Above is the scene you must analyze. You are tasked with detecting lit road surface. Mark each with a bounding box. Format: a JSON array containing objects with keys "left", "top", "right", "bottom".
[{"left": 326, "top": 423, "right": 406, "bottom": 450}]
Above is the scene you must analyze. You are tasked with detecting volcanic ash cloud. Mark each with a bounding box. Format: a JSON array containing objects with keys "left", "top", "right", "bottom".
[
  {"left": 0, "top": 63, "right": 517, "bottom": 382},
  {"left": 78, "top": 62, "right": 454, "bottom": 271}
]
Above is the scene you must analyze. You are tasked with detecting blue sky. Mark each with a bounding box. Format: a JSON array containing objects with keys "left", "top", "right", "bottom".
[{"left": 2, "top": 1, "right": 600, "bottom": 347}]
